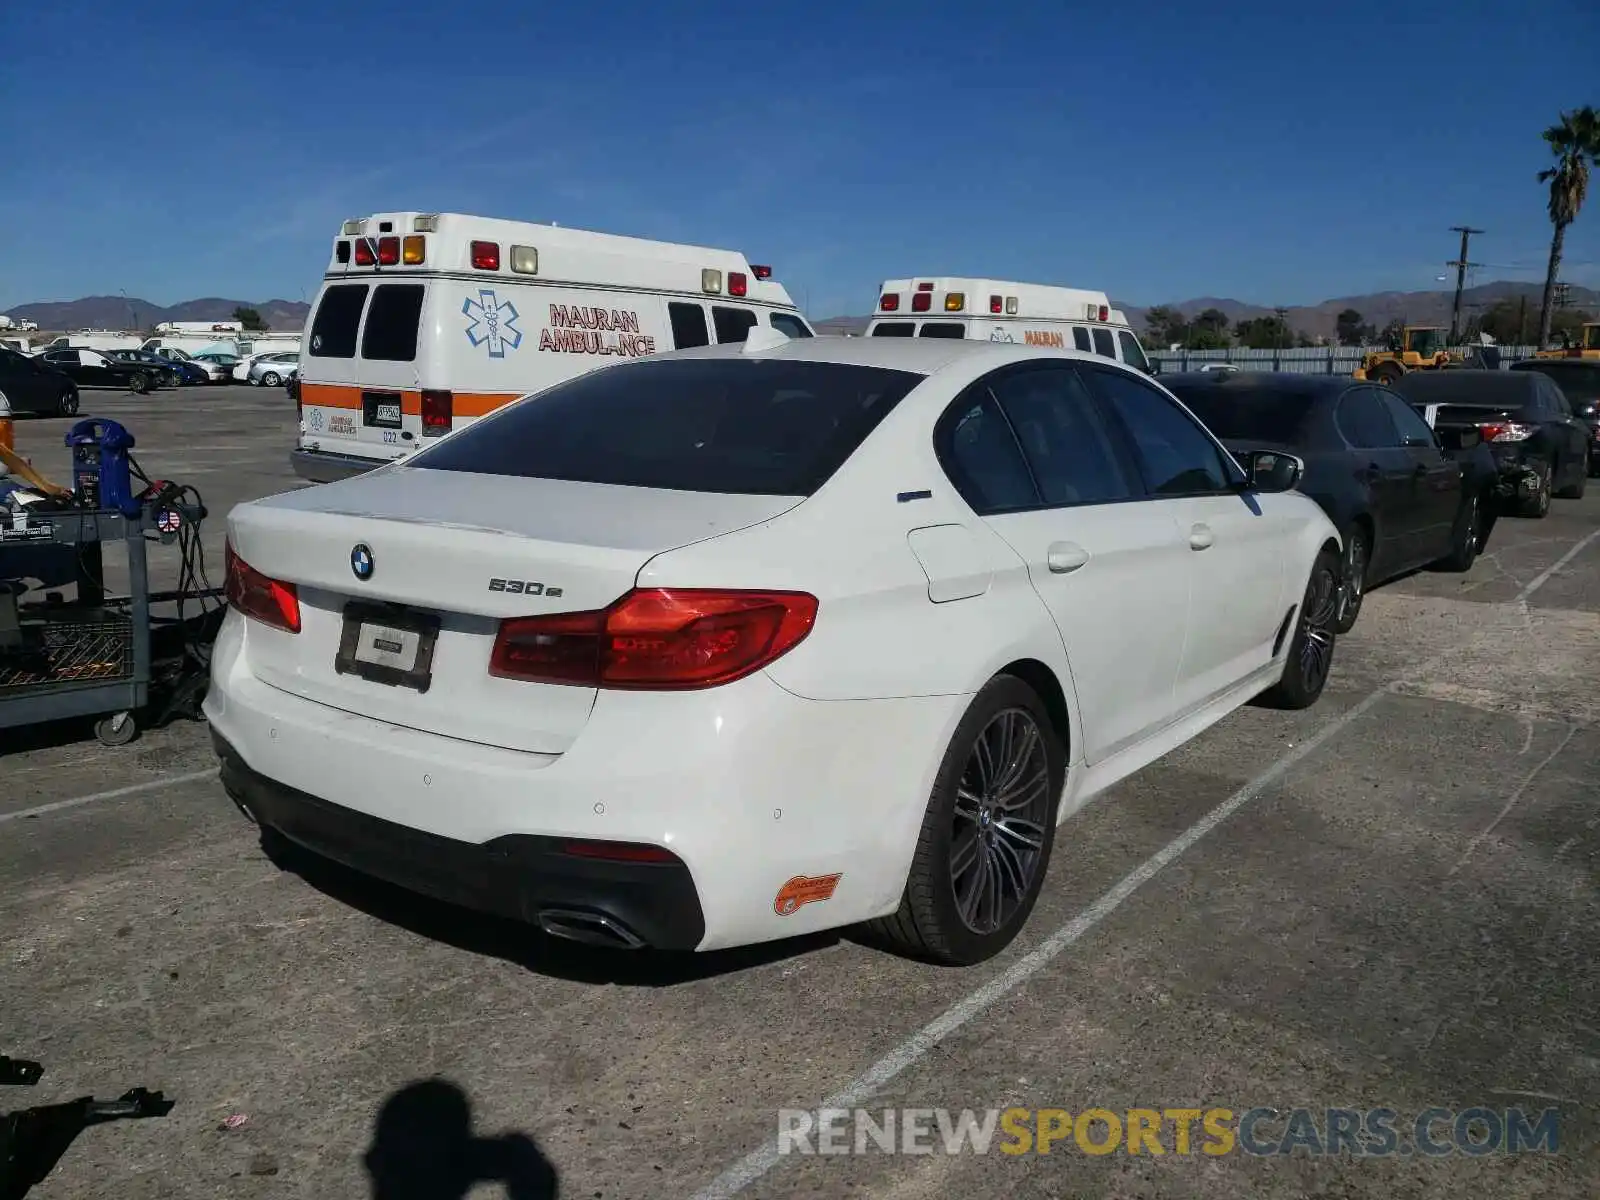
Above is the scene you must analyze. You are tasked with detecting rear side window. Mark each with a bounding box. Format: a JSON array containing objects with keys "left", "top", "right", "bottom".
[
  {"left": 308, "top": 284, "right": 369, "bottom": 359},
  {"left": 712, "top": 306, "right": 758, "bottom": 343},
  {"left": 769, "top": 313, "right": 813, "bottom": 339},
  {"left": 936, "top": 393, "right": 1040, "bottom": 514},
  {"left": 1072, "top": 327, "right": 1092, "bottom": 352},
  {"left": 409, "top": 358, "right": 922, "bottom": 496},
  {"left": 1117, "top": 331, "right": 1149, "bottom": 372},
  {"left": 1092, "top": 328, "right": 1115, "bottom": 358},
  {"left": 360, "top": 284, "right": 426, "bottom": 361},
  {"left": 669, "top": 302, "right": 709, "bottom": 349},
  {"left": 871, "top": 322, "right": 915, "bottom": 337},
  {"left": 1336, "top": 387, "right": 1402, "bottom": 448},
  {"left": 918, "top": 323, "right": 967, "bottom": 338},
  {"left": 989, "top": 367, "right": 1138, "bottom": 506}
]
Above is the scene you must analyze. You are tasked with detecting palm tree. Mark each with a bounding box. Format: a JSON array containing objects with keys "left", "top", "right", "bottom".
[{"left": 1536, "top": 107, "right": 1600, "bottom": 349}]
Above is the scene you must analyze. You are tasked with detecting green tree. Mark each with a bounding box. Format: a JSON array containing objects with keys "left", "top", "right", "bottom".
[
  {"left": 1335, "top": 308, "right": 1372, "bottom": 346},
  {"left": 233, "top": 305, "right": 267, "bottom": 331},
  {"left": 1535, "top": 107, "right": 1600, "bottom": 348},
  {"left": 1378, "top": 318, "right": 1406, "bottom": 348},
  {"left": 1143, "top": 305, "right": 1186, "bottom": 347},
  {"left": 1552, "top": 308, "right": 1596, "bottom": 344},
  {"left": 1184, "top": 307, "right": 1230, "bottom": 350},
  {"left": 1233, "top": 316, "right": 1294, "bottom": 350},
  {"left": 1478, "top": 299, "right": 1524, "bottom": 343}
]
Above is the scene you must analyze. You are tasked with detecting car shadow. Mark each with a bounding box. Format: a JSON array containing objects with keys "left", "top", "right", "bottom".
[
  {"left": 260, "top": 830, "right": 841, "bottom": 986},
  {"left": 365, "top": 1078, "right": 559, "bottom": 1200}
]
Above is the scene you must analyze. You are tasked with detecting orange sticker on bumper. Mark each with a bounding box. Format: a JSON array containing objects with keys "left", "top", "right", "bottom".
[{"left": 774, "top": 874, "right": 842, "bottom": 916}]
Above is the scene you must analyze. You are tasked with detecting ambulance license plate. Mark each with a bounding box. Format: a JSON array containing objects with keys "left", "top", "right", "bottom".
[
  {"left": 334, "top": 602, "right": 440, "bottom": 692},
  {"left": 362, "top": 390, "right": 403, "bottom": 429}
]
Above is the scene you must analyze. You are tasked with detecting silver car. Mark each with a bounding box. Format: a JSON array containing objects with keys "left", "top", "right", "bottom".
[{"left": 247, "top": 352, "right": 300, "bottom": 387}]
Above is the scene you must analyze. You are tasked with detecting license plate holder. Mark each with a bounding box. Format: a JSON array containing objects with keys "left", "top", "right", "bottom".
[
  {"left": 362, "top": 390, "right": 403, "bottom": 429},
  {"left": 334, "top": 601, "right": 440, "bottom": 692}
]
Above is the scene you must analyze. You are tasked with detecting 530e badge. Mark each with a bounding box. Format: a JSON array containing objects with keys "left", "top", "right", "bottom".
[{"left": 488, "top": 579, "right": 564, "bottom": 597}]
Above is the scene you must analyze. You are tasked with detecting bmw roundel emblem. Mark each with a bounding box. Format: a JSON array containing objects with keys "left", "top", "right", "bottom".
[{"left": 350, "top": 543, "right": 374, "bottom": 581}]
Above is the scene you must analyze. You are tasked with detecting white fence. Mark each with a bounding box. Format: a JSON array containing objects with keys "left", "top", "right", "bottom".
[{"left": 1147, "top": 346, "right": 1544, "bottom": 376}]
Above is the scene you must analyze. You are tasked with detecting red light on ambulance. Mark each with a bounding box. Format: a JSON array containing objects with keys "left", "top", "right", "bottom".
[
  {"left": 421, "top": 389, "right": 453, "bottom": 435},
  {"left": 1098, "top": 305, "right": 1109, "bottom": 321},
  {"left": 751, "top": 265, "right": 773, "bottom": 280},
  {"left": 377, "top": 236, "right": 400, "bottom": 266},
  {"left": 911, "top": 291, "right": 932, "bottom": 312},
  {"left": 471, "top": 241, "right": 500, "bottom": 270},
  {"left": 879, "top": 294, "right": 899, "bottom": 311},
  {"left": 728, "top": 272, "right": 748, "bottom": 297},
  {"left": 990, "top": 295, "right": 1003, "bottom": 313},
  {"left": 353, "top": 239, "right": 375, "bottom": 266}
]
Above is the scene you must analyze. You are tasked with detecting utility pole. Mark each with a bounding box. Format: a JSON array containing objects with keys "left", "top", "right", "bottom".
[
  {"left": 1554, "top": 281, "right": 1572, "bottom": 309},
  {"left": 1274, "top": 307, "right": 1288, "bottom": 350},
  {"left": 1446, "top": 225, "right": 1483, "bottom": 343}
]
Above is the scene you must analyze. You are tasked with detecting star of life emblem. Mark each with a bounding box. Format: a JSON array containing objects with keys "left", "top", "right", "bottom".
[{"left": 463, "top": 288, "right": 524, "bottom": 358}]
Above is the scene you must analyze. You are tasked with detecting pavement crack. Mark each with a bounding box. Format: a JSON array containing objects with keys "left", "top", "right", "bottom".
[{"left": 1446, "top": 724, "right": 1578, "bottom": 878}]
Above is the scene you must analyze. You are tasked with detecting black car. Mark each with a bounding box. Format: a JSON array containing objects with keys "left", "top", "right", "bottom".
[
  {"left": 37, "top": 347, "right": 170, "bottom": 394},
  {"left": 1165, "top": 372, "right": 1494, "bottom": 633},
  {"left": 0, "top": 347, "right": 80, "bottom": 416},
  {"left": 1390, "top": 369, "right": 1589, "bottom": 515},
  {"left": 1507, "top": 358, "right": 1600, "bottom": 476},
  {"left": 108, "top": 349, "right": 202, "bottom": 386}
]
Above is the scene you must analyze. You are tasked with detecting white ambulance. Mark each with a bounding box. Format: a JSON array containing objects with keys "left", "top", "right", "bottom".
[
  {"left": 291, "top": 212, "right": 815, "bottom": 483},
  {"left": 863, "top": 278, "right": 1154, "bottom": 375}
]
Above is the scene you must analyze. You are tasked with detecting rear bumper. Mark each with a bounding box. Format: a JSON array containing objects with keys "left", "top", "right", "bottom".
[
  {"left": 290, "top": 447, "right": 383, "bottom": 484},
  {"left": 213, "top": 730, "right": 707, "bottom": 950}
]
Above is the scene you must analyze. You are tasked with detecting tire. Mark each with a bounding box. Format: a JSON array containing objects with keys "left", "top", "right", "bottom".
[
  {"left": 57, "top": 386, "right": 79, "bottom": 417},
  {"left": 1370, "top": 363, "right": 1403, "bottom": 386},
  {"left": 129, "top": 371, "right": 150, "bottom": 395},
  {"left": 1518, "top": 460, "right": 1552, "bottom": 517},
  {"left": 866, "top": 674, "right": 1065, "bottom": 966},
  {"left": 1433, "top": 488, "right": 1482, "bottom": 572},
  {"left": 1257, "top": 549, "right": 1340, "bottom": 711},
  {"left": 1333, "top": 525, "right": 1369, "bottom": 634},
  {"left": 1555, "top": 451, "right": 1587, "bottom": 499},
  {"left": 261, "top": 372, "right": 280, "bottom": 388}
]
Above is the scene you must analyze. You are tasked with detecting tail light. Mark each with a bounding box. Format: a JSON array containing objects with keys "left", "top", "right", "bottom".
[
  {"left": 353, "top": 239, "right": 375, "bottom": 266},
  {"left": 489, "top": 587, "right": 818, "bottom": 690},
  {"left": 1480, "top": 421, "right": 1536, "bottom": 442},
  {"left": 471, "top": 240, "right": 500, "bottom": 270},
  {"left": 224, "top": 541, "right": 300, "bottom": 633},
  {"left": 728, "top": 271, "right": 748, "bottom": 297},
  {"left": 911, "top": 292, "right": 932, "bottom": 313},
  {"left": 879, "top": 294, "right": 899, "bottom": 311},
  {"left": 376, "top": 236, "right": 400, "bottom": 265},
  {"left": 421, "top": 389, "right": 452, "bottom": 435}
]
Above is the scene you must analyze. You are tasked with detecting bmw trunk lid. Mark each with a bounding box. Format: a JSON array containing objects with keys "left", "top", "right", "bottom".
[{"left": 225, "top": 464, "right": 800, "bottom": 754}]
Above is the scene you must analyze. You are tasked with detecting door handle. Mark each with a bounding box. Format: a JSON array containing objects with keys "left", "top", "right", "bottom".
[
  {"left": 1046, "top": 541, "right": 1090, "bottom": 573},
  {"left": 1188, "top": 523, "right": 1213, "bottom": 550}
]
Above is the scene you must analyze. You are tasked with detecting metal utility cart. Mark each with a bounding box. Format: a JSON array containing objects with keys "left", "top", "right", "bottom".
[{"left": 0, "top": 506, "right": 154, "bottom": 746}]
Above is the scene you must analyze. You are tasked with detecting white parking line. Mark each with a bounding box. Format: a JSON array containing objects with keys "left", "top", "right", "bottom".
[
  {"left": 690, "top": 687, "right": 1389, "bottom": 1200},
  {"left": 1516, "top": 527, "right": 1600, "bottom": 604},
  {"left": 0, "top": 768, "right": 219, "bottom": 825}
]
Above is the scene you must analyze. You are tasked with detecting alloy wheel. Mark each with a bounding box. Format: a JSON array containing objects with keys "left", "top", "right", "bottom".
[
  {"left": 950, "top": 708, "right": 1052, "bottom": 935},
  {"left": 1338, "top": 534, "right": 1367, "bottom": 625},
  {"left": 1299, "top": 564, "right": 1338, "bottom": 694}
]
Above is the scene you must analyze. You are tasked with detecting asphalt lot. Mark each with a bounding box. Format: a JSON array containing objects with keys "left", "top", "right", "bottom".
[{"left": 4, "top": 383, "right": 1598, "bottom": 1199}]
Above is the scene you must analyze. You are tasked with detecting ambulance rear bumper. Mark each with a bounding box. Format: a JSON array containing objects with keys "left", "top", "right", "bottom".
[{"left": 290, "top": 447, "right": 384, "bottom": 484}]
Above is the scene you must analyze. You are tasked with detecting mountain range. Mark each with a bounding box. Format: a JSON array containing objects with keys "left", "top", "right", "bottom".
[
  {"left": 812, "top": 281, "right": 1599, "bottom": 341},
  {"left": 8, "top": 281, "right": 1596, "bottom": 341},
  {"left": 3, "top": 296, "right": 312, "bottom": 333}
]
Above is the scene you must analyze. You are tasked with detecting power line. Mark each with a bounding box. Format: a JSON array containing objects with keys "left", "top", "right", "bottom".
[{"left": 1447, "top": 226, "right": 1484, "bottom": 342}]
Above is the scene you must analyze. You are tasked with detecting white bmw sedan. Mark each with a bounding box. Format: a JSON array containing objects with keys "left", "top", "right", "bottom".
[{"left": 206, "top": 335, "right": 1341, "bottom": 966}]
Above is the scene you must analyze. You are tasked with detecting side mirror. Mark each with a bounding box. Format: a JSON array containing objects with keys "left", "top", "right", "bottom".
[
  {"left": 1147, "top": 360, "right": 1161, "bottom": 376},
  {"left": 1240, "top": 449, "right": 1304, "bottom": 493}
]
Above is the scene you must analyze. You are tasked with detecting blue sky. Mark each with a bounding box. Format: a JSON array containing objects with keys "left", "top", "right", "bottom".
[{"left": 3, "top": 0, "right": 1598, "bottom": 317}]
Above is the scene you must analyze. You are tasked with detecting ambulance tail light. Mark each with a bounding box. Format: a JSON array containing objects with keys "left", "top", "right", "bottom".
[
  {"left": 990, "top": 295, "right": 1003, "bottom": 314},
  {"left": 728, "top": 272, "right": 748, "bottom": 297},
  {"left": 402, "top": 235, "right": 426, "bottom": 265},
  {"left": 879, "top": 294, "right": 899, "bottom": 311},
  {"left": 353, "top": 239, "right": 375, "bottom": 266},
  {"left": 471, "top": 241, "right": 500, "bottom": 270},
  {"left": 945, "top": 292, "right": 965, "bottom": 312},
  {"left": 377, "top": 236, "right": 400, "bottom": 266},
  {"left": 751, "top": 265, "right": 773, "bottom": 280},
  {"left": 421, "top": 390, "right": 453, "bottom": 436},
  {"left": 912, "top": 291, "right": 932, "bottom": 313}
]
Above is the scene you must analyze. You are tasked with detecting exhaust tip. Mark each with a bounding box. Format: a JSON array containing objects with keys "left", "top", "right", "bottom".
[{"left": 538, "top": 908, "right": 646, "bottom": 950}]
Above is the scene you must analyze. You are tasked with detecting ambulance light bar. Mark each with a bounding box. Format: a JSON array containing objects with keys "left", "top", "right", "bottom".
[
  {"left": 751, "top": 265, "right": 773, "bottom": 280},
  {"left": 1085, "top": 303, "right": 1109, "bottom": 321},
  {"left": 471, "top": 241, "right": 500, "bottom": 270},
  {"left": 945, "top": 292, "right": 965, "bottom": 312},
  {"left": 510, "top": 245, "right": 538, "bottom": 275}
]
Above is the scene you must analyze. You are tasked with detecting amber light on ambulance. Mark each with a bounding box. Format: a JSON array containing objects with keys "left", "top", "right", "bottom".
[
  {"left": 224, "top": 542, "right": 300, "bottom": 633},
  {"left": 489, "top": 588, "right": 818, "bottom": 690}
]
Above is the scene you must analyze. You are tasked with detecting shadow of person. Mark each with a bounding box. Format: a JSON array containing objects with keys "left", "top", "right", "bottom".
[{"left": 364, "top": 1079, "right": 558, "bottom": 1200}]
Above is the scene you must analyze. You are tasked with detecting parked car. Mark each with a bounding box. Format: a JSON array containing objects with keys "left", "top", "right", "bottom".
[
  {"left": 0, "top": 346, "right": 80, "bottom": 416},
  {"left": 247, "top": 352, "right": 300, "bottom": 388},
  {"left": 1391, "top": 369, "right": 1590, "bottom": 516},
  {"left": 1508, "top": 358, "right": 1600, "bottom": 475},
  {"left": 1164, "top": 372, "right": 1494, "bottom": 633},
  {"left": 110, "top": 349, "right": 205, "bottom": 386},
  {"left": 190, "top": 351, "right": 242, "bottom": 383},
  {"left": 233, "top": 351, "right": 283, "bottom": 383},
  {"left": 207, "top": 339, "right": 1343, "bottom": 965},
  {"left": 38, "top": 347, "right": 169, "bottom": 393}
]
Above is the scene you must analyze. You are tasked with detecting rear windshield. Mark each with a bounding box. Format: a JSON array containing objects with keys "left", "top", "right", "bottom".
[
  {"left": 1164, "top": 381, "right": 1316, "bottom": 443},
  {"left": 360, "top": 283, "right": 426, "bottom": 361},
  {"left": 1512, "top": 362, "right": 1600, "bottom": 402},
  {"left": 1390, "top": 372, "right": 1530, "bottom": 411},
  {"left": 870, "top": 322, "right": 914, "bottom": 337},
  {"left": 308, "top": 284, "right": 368, "bottom": 359},
  {"left": 409, "top": 357, "right": 923, "bottom": 496}
]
